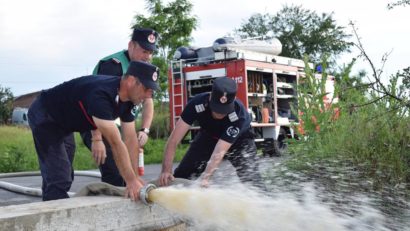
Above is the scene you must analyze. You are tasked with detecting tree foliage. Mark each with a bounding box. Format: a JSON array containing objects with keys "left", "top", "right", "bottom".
[
  {"left": 132, "top": 0, "right": 198, "bottom": 60},
  {"left": 235, "top": 5, "right": 353, "bottom": 66},
  {"left": 132, "top": 0, "right": 198, "bottom": 101},
  {"left": 0, "top": 85, "right": 14, "bottom": 124},
  {"left": 349, "top": 22, "right": 410, "bottom": 110},
  {"left": 388, "top": 0, "right": 410, "bottom": 9},
  {"left": 400, "top": 67, "right": 410, "bottom": 91}
]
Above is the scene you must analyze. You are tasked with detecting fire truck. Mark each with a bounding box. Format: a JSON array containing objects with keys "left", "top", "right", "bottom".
[{"left": 167, "top": 37, "right": 336, "bottom": 156}]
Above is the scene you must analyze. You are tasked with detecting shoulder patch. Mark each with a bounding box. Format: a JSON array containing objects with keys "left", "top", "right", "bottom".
[
  {"left": 228, "top": 112, "right": 239, "bottom": 122},
  {"left": 112, "top": 58, "right": 121, "bottom": 64},
  {"left": 195, "top": 104, "right": 205, "bottom": 113},
  {"left": 115, "top": 95, "right": 119, "bottom": 104},
  {"left": 226, "top": 126, "right": 240, "bottom": 138},
  {"left": 131, "top": 105, "right": 139, "bottom": 117}
]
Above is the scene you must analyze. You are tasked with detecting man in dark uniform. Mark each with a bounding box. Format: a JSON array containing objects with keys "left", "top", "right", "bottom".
[
  {"left": 81, "top": 28, "right": 159, "bottom": 187},
  {"left": 158, "top": 77, "right": 263, "bottom": 188},
  {"left": 28, "top": 61, "right": 159, "bottom": 201}
]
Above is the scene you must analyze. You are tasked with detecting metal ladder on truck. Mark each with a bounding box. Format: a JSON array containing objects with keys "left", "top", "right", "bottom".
[{"left": 170, "top": 60, "right": 185, "bottom": 129}]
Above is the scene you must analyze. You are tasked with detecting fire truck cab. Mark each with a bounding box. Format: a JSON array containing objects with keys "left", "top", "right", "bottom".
[{"left": 168, "top": 37, "right": 335, "bottom": 156}]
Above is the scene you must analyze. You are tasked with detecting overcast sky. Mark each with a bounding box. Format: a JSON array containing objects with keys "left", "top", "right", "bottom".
[{"left": 1, "top": 0, "right": 408, "bottom": 96}]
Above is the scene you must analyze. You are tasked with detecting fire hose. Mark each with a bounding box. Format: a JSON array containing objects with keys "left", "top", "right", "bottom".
[
  {"left": 0, "top": 170, "right": 101, "bottom": 197},
  {"left": 1, "top": 171, "right": 190, "bottom": 206}
]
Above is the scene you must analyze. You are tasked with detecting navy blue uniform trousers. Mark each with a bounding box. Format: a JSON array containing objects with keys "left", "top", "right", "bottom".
[
  {"left": 81, "top": 131, "right": 125, "bottom": 186},
  {"left": 174, "top": 130, "right": 264, "bottom": 189},
  {"left": 28, "top": 97, "right": 75, "bottom": 201}
]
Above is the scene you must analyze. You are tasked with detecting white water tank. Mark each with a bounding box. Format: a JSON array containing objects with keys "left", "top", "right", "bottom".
[{"left": 213, "top": 37, "right": 282, "bottom": 55}]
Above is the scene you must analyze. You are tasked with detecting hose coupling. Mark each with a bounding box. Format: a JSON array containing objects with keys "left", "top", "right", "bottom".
[{"left": 139, "top": 184, "right": 156, "bottom": 205}]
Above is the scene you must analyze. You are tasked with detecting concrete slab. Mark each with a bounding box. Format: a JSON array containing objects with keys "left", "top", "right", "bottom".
[
  {"left": 0, "top": 160, "right": 275, "bottom": 230},
  {"left": 0, "top": 196, "right": 185, "bottom": 231}
]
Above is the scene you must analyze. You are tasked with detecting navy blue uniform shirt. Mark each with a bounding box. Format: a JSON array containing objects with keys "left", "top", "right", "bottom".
[
  {"left": 96, "top": 51, "right": 130, "bottom": 76},
  {"left": 181, "top": 93, "right": 251, "bottom": 144},
  {"left": 41, "top": 75, "right": 135, "bottom": 132}
]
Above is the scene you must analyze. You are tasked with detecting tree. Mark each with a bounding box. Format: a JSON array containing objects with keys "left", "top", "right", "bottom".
[
  {"left": 235, "top": 13, "right": 273, "bottom": 38},
  {"left": 400, "top": 67, "right": 410, "bottom": 91},
  {"left": 348, "top": 22, "right": 409, "bottom": 112},
  {"left": 0, "top": 85, "right": 14, "bottom": 124},
  {"left": 388, "top": 0, "right": 410, "bottom": 9},
  {"left": 132, "top": 0, "right": 198, "bottom": 100},
  {"left": 235, "top": 5, "right": 353, "bottom": 67}
]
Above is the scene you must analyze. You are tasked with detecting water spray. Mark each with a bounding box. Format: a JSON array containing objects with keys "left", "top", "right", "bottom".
[{"left": 139, "top": 184, "right": 157, "bottom": 205}]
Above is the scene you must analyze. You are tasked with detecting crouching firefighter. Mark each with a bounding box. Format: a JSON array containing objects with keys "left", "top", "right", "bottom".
[{"left": 158, "top": 77, "right": 266, "bottom": 190}]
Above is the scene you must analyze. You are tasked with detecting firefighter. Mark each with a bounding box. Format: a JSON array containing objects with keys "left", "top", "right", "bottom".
[
  {"left": 80, "top": 28, "right": 159, "bottom": 186},
  {"left": 28, "top": 61, "right": 159, "bottom": 201},
  {"left": 159, "top": 77, "right": 264, "bottom": 189}
]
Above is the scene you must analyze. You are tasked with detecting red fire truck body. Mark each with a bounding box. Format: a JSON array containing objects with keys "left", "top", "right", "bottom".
[{"left": 168, "top": 39, "right": 335, "bottom": 155}]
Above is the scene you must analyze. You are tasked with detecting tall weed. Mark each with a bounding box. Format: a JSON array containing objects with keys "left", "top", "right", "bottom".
[{"left": 289, "top": 57, "right": 410, "bottom": 187}]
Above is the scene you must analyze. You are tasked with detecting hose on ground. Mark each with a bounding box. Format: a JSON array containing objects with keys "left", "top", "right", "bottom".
[{"left": 0, "top": 170, "right": 101, "bottom": 197}]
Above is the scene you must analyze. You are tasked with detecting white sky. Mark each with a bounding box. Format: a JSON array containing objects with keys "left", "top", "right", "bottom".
[{"left": 0, "top": 0, "right": 409, "bottom": 96}]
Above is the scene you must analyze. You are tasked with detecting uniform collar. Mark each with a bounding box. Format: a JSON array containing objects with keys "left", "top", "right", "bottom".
[{"left": 124, "top": 50, "right": 131, "bottom": 62}]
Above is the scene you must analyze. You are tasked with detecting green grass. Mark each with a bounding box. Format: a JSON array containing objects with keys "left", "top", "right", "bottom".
[
  {"left": 143, "top": 138, "right": 188, "bottom": 163},
  {"left": 73, "top": 133, "right": 98, "bottom": 170},
  {"left": 0, "top": 125, "right": 188, "bottom": 173},
  {"left": 0, "top": 126, "right": 38, "bottom": 172}
]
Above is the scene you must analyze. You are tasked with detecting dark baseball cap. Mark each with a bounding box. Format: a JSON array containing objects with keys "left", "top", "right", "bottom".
[
  {"left": 131, "top": 28, "right": 159, "bottom": 51},
  {"left": 126, "top": 61, "right": 159, "bottom": 91},
  {"left": 209, "top": 77, "right": 237, "bottom": 114}
]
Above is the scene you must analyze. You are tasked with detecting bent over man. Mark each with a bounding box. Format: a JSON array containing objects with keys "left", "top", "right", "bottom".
[
  {"left": 159, "top": 77, "right": 264, "bottom": 189},
  {"left": 28, "top": 61, "right": 159, "bottom": 201}
]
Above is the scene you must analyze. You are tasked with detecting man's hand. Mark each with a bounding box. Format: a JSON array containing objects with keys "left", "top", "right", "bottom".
[
  {"left": 91, "top": 140, "right": 106, "bottom": 165},
  {"left": 159, "top": 172, "right": 175, "bottom": 186},
  {"left": 199, "top": 173, "right": 211, "bottom": 188},
  {"left": 137, "top": 131, "right": 149, "bottom": 146},
  {"left": 124, "top": 177, "right": 146, "bottom": 201},
  {"left": 200, "top": 178, "right": 210, "bottom": 188}
]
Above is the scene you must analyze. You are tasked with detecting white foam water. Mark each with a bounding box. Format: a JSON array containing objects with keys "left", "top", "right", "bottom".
[{"left": 148, "top": 183, "right": 383, "bottom": 231}]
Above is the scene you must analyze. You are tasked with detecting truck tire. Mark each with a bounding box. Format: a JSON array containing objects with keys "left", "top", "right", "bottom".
[
  {"left": 275, "top": 127, "right": 288, "bottom": 155},
  {"left": 263, "top": 128, "right": 288, "bottom": 157}
]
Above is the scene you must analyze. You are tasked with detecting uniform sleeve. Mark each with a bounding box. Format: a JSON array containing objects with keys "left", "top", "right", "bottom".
[
  {"left": 119, "top": 103, "right": 136, "bottom": 122},
  {"left": 180, "top": 98, "right": 199, "bottom": 125},
  {"left": 96, "top": 59, "right": 123, "bottom": 76}
]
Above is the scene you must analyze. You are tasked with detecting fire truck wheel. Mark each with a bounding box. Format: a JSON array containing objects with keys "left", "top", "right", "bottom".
[
  {"left": 275, "top": 128, "right": 288, "bottom": 155},
  {"left": 263, "top": 128, "right": 288, "bottom": 157}
]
